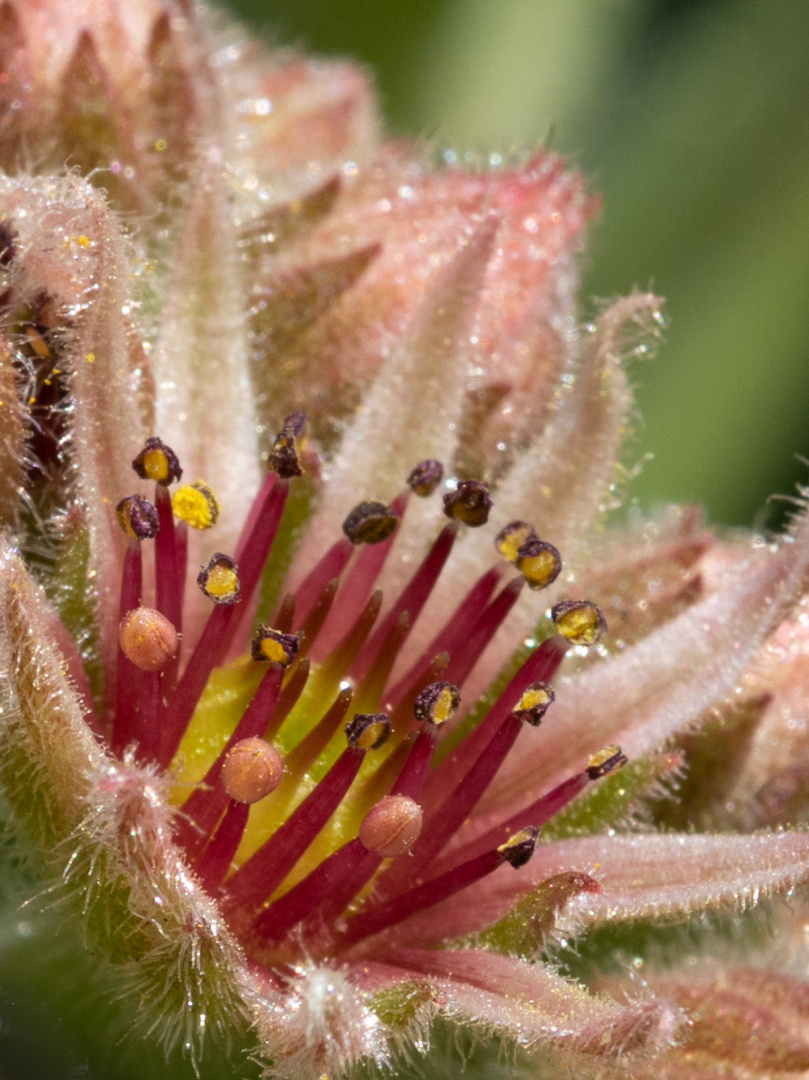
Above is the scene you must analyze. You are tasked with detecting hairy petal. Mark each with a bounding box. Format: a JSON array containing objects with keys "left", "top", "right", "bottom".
[{"left": 0, "top": 332, "right": 26, "bottom": 530}]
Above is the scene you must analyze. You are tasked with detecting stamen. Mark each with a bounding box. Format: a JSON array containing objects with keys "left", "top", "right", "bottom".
[
  {"left": 265, "top": 658, "right": 311, "bottom": 743},
  {"left": 222, "top": 722, "right": 386, "bottom": 914},
  {"left": 443, "top": 575, "right": 524, "bottom": 687},
  {"left": 115, "top": 495, "right": 159, "bottom": 540},
  {"left": 338, "top": 826, "right": 539, "bottom": 949},
  {"left": 197, "top": 553, "right": 240, "bottom": 605},
  {"left": 516, "top": 537, "right": 562, "bottom": 591},
  {"left": 273, "top": 593, "right": 296, "bottom": 634},
  {"left": 119, "top": 607, "right": 178, "bottom": 671},
  {"left": 342, "top": 500, "right": 400, "bottom": 545},
  {"left": 345, "top": 712, "right": 393, "bottom": 751},
  {"left": 350, "top": 523, "right": 457, "bottom": 684},
  {"left": 494, "top": 520, "right": 536, "bottom": 562},
  {"left": 512, "top": 681, "right": 554, "bottom": 726},
  {"left": 281, "top": 688, "right": 354, "bottom": 781},
  {"left": 551, "top": 600, "right": 608, "bottom": 645},
  {"left": 442, "top": 479, "right": 493, "bottom": 527},
  {"left": 436, "top": 745, "right": 628, "bottom": 871},
  {"left": 407, "top": 459, "right": 444, "bottom": 497},
  {"left": 172, "top": 479, "right": 220, "bottom": 529},
  {"left": 296, "top": 578, "right": 338, "bottom": 655},
  {"left": 413, "top": 681, "right": 461, "bottom": 726},
  {"left": 352, "top": 612, "right": 410, "bottom": 715},
  {"left": 132, "top": 436, "right": 182, "bottom": 486},
  {"left": 154, "top": 486, "right": 186, "bottom": 642},
  {"left": 111, "top": 540, "right": 143, "bottom": 756},
  {"left": 291, "top": 538, "right": 353, "bottom": 628},
  {"left": 194, "top": 800, "right": 250, "bottom": 894}
]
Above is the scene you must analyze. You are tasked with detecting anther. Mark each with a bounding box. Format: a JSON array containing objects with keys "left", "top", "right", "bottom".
[
  {"left": 172, "top": 480, "right": 220, "bottom": 529},
  {"left": 116, "top": 495, "right": 159, "bottom": 540},
  {"left": 119, "top": 607, "right": 179, "bottom": 671},
  {"left": 442, "top": 479, "right": 492, "bottom": 527},
  {"left": 221, "top": 737, "right": 284, "bottom": 804},
  {"left": 586, "top": 745, "right": 627, "bottom": 780},
  {"left": 494, "top": 520, "right": 536, "bottom": 563},
  {"left": 516, "top": 537, "right": 562, "bottom": 590},
  {"left": 513, "top": 681, "right": 554, "bottom": 726},
  {"left": 342, "top": 500, "right": 400, "bottom": 545},
  {"left": 268, "top": 413, "right": 306, "bottom": 479},
  {"left": 132, "top": 436, "right": 182, "bottom": 486},
  {"left": 407, "top": 459, "right": 444, "bottom": 497},
  {"left": 345, "top": 712, "right": 392, "bottom": 750},
  {"left": 414, "top": 681, "right": 461, "bottom": 726},
  {"left": 551, "top": 600, "right": 607, "bottom": 645},
  {"left": 360, "top": 796, "right": 423, "bottom": 858},
  {"left": 198, "top": 553, "right": 241, "bottom": 605},
  {"left": 498, "top": 825, "right": 540, "bottom": 869},
  {"left": 251, "top": 626, "right": 300, "bottom": 667}
]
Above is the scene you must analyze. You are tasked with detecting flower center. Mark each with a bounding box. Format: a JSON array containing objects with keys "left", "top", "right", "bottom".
[{"left": 106, "top": 422, "right": 621, "bottom": 971}]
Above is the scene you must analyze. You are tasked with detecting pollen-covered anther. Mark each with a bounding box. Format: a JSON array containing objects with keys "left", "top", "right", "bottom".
[
  {"left": 172, "top": 480, "right": 220, "bottom": 529},
  {"left": 407, "top": 459, "right": 444, "bottom": 497},
  {"left": 268, "top": 413, "right": 307, "bottom": 479},
  {"left": 495, "top": 520, "right": 536, "bottom": 563},
  {"left": 345, "top": 712, "right": 393, "bottom": 750},
  {"left": 115, "top": 494, "right": 159, "bottom": 540},
  {"left": 197, "top": 553, "right": 240, "bottom": 605},
  {"left": 551, "top": 599, "right": 608, "bottom": 645},
  {"left": 513, "top": 681, "right": 555, "bottom": 726},
  {"left": 221, "top": 737, "right": 284, "bottom": 804},
  {"left": 498, "top": 825, "right": 540, "bottom": 869},
  {"left": 250, "top": 626, "right": 300, "bottom": 667},
  {"left": 360, "top": 795, "right": 423, "bottom": 857},
  {"left": 586, "top": 745, "right": 628, "bottom": 780},
  {"left": 516, "top": 537, "right": 563, "bottom": 590},
  {"left": 413, "top": 681, "right": 461, "bottom": 726},
  {"left": 342, "top": 500, "right": 400, "bottom": 545},
  {"left": 131, "top": 436, "right": 182, "bottom": 486},
  {"left": 119, "top": 607, "right": 179, "bottom": 671},
  {"left": 442, "top": 479, "right": 493, "bottom": 527}
]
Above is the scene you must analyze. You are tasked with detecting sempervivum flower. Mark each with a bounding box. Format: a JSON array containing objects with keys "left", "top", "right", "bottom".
[{"left": 4, "top": 4, "right": 809, "bottom": 1080}]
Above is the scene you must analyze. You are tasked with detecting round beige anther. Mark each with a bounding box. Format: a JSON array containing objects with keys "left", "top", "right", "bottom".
[
  {"left": 360, "top": 795, "right": 423, "bottom": 858},
  {"left": 118, "top": 607, "right": 178, "bottom": 671},
  {"left": 221, "top": 737, "right": 283, "bottom": 804}
]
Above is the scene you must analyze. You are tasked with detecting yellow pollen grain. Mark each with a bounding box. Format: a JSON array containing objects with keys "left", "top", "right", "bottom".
[
  {"left": 172, "top": 481, "right": 219, "bottom": 529},
  {"left": 85, "top": 352, "right": 95, "bottom": 363},
  {"left": 433, "top": 688, "right": 456, "bottom": 724},
  {"left": 355, "top": 720, "right": 388, "bottom": 750},
  {"left": 589, "top": 745, "right": 620, "bottom": 771},
  {"left": 142, "top": 447, "right": 171, "bottom": 483},
  {"left": 518, "top": 549, "right": 559, "bottom": 588},
  {"left": 517, "top": 687, "right": 551, "bottom": 712},
  {"left": 205, "top": 564, "right": 238, "bottom": 599},
  {"left": 557, "top": 606, "right": 600, "bottom": 644},
  {"left": 259, "top": 638, "right": 289, "bottom": 664}
]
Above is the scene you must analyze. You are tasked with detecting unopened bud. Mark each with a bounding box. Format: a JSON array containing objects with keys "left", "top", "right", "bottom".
[
  {"left": 494, "top": 520, "right": 536, "bottom": 563},
  {"left": 513, "top": 682, "right": 554, "bottom": 726},
  {"left": 551, "top": 600, "right": 607, "bottom": 645},
  {"left": 586, "top": 745, "right": 627, "bottom": 780},
  {"left": 442, "top": 480, "right": 492, "bottom": 527},
  {"left": 345, "top": 712, "right": 392, "bottom": 751},
  {"left": 132, "top": 436, "right": 182, "bottom": 486},
  {"left": 516, "top": 537, "right": 562, "bottom": 591},
  {"left": 413, "top": 681, "right": 461, "bottom": 726},
  {"left": 172, "top": 480, "right": 220, "bottom": 530},
  {"left": 221, "top": 737, "right": 284, "bottom": 804},
  {"left": 198, "top": 553, "right": 240, "bottom": 605},
  {"left": 116, "top": 494, "right": 159, "bottom": 540},
  {"left": 342, "top": 500, "right": 399, "bottom": 545},
  {"left": 407, "top": 459, "right": 444, "bottom": 497},
  {"left": 498, "top": 826, "right": 540, "bottom": 869},
  {"left": 360, "top": 795, "right": 423, "bottom": 857},
  {"left": 251, "top": 627, "right": 300, "bottom": 667},
  {"left": 119, "top": 607, "right": 178, "bottom": 671}
]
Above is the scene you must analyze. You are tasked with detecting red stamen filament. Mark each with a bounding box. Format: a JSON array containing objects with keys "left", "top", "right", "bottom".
[
  {"left": 194, "top": 800, "right": 250, "bottom": 894},
  {"left": 111, "top": 539, "right": 143, "bottom": 757},
  {"left": 292, "top": 538, "right": 353, "bottom": 628}
]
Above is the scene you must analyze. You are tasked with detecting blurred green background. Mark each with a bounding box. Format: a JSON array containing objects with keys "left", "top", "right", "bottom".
[{"left": 228, "top": 0, "right": 809, "bottom": 530}]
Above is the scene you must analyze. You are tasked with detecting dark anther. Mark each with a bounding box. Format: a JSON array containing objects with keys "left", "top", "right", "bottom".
[
  {"left": 132, "top": 436, "right": 182, "bottom": 486},
  {"left": 516, "top": 537, "right": 562, "bottom": 591},
  {"left": 268, "top": 413, "right": 307, "bottom": 479},
  {"left": 413, "top": 681, "right": 461, "bottom": 726},
  {"left": 197, "top": 552, "right": 241, "bottom": 605},
  {"left": 513, "top": 681, "right": 555, "bottom": 726},
  {"left": 498, "top": 826, "right": 540, "bottom": 869},
  {"left": 494, "top": 520, "right": 536, "bottom": 563},
  {"left": 586, "top": 745, "right": 627, "bottom": 780},
  {"left": 116, "top": 494, "right": 160, "bottom": 540},
  {"left": 407, "top": 459, "right": 444, "bottom": 497},
  {"left": 551, "top": 600, "right": 607, "bottom": 645},
  {"left": 345, "top": 712, "right": 393, "bottom": 751},
  {"left": 442, "top": 479, "right": 493, "bottom": 527},
  {"left": 342, "top": 500, "right": 400, "bottom": 545},
  {"left": 251, "top": 626, "right": 300, "bottom": 667}
]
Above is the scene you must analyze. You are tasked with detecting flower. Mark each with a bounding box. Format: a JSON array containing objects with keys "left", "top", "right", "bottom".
[{"left": 2, "top": 3, "right": 809, "bottom": 1080}]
